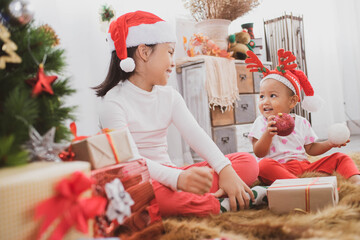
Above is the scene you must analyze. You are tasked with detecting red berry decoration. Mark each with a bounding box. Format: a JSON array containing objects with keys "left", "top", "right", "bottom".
[{"left": 274, "top": 113, "right": 295, "bottom": 136}]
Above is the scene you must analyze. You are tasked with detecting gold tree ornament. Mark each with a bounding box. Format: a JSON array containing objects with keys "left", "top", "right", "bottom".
[
  {"left": 0, "top": 23, "right": 22, "bottom": 69},
  {"left": 39, "top": 24, "right": 60, "bottom": 46}
]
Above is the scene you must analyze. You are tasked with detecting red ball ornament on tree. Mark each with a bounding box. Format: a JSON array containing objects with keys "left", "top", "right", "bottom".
[
  {"left": 274, "top": 113, "right": 295, "bottom": 136},
  {"left": 26, "top": 63, "right": 57, "bottom": 96}
]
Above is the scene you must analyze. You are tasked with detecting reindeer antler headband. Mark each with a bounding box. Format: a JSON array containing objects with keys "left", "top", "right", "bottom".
[{"left": 245, "top": 49, "right": 324, "bottom": 112}]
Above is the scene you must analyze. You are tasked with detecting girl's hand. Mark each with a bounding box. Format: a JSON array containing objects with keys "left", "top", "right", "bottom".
[
  {"left": 177, "top": 166, "right": 213, "bottom": 195},
  {"left": 213, "top": 165, "right": 254, "bottom": 211},
  {"left": 266, "top": 115, "right": 278, "bottom": 136}
]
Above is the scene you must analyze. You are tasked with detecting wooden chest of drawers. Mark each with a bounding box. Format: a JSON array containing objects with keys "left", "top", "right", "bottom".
[{"left": 176, "top": 58, "right": 271, "bottom": 162}]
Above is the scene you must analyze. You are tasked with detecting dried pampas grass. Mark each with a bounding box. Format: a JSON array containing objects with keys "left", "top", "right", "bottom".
[{"left": 182, "top": 0, "right": 260, "bottom": 22}]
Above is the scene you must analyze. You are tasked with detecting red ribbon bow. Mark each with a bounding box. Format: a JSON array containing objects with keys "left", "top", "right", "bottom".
[
  {"left": 35, "top": 171, "right": 107, "bottom": 240},
  {"left": 59, "top": 122, "right": 88, "bottom": 161},
  {"left": 70, "top": 122, "right": 88, "bottom": 142}
]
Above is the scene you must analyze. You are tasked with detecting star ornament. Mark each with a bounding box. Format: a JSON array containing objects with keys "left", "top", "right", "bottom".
[
  {"left": 26, "top": 63, "right": 58, "bottom": 96},
  {"left": 25, "top": 126, "right": 67, "bottom": 162}
]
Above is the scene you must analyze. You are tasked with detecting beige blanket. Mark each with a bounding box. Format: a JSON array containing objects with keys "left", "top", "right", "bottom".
[{"left": 176, "top": 56, "right": 239, "bottom": 112}]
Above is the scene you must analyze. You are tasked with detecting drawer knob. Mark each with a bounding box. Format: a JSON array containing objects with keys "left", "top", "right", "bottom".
[
  {"left": 221, "top": 136, "right": 229, "bottom": 143},
  {"left": 239, "top": 74, "right": 247, "bottom": 81},
  {"left": 241, "top": 104, "right": 248, "bottom": 110},
  {"left": 243, "top": 132, "right": 249, "bottom": 138}
]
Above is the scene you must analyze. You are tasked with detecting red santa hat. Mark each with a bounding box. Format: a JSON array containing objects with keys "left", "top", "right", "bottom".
[
  {"left": 107, "top": 11, "right": 177, "bottom": 72},
  {"left": 245, "top": 49, "right": 324, "bottom": 112}
]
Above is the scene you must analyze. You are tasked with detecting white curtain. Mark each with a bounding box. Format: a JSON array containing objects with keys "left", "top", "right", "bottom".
[{"left": 335, "top": 0, "right": 360, "bottom": 134}]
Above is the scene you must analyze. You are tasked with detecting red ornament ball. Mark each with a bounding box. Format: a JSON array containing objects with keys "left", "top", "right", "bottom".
[{"left": 274, "top": 113, "right": 295, "bottom": 136}]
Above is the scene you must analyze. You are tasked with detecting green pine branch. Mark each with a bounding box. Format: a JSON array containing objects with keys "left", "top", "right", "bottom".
[
  {"left": 0, "top": 7, "right": 77, "bottom": 167},
  {"left": 0, "top": 135, "right": 29, "bottom": 168}
]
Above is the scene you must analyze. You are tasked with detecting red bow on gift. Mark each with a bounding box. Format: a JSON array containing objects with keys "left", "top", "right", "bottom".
[
  {"left": 59, "top": 122, "right": 88, "bottom": 161},
  {"left": 69, "top": 122, "right": 88, "bottom": 142},
  {"left": 35, "top": 171, "right": 107, "bottom": 240}
]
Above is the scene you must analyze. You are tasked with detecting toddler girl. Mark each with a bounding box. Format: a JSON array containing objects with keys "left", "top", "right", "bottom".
[{"left": 246, "top": 49, "right": 360, "bottom": 186}]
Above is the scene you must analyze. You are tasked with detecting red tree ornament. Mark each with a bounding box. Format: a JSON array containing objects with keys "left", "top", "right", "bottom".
[{"left": 26, "top": 63, "right": 58, "bottom": 96}]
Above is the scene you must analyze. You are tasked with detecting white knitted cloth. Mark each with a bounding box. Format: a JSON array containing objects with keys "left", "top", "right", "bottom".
[{"left": 176, "top": 55, "right": 239, "bottom": 112}]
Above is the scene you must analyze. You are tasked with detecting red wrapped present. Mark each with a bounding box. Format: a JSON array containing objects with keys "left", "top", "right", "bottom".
[{"left": 91, "top": 159, "right": 162, "bottom": 238}]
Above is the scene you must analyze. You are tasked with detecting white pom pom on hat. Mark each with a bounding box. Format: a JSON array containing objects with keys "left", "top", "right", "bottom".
[
  {"left": 107, "top": 11, "right": 177, "bottom": 72},
  {"left": 290, "top": 69, "right": 325, "bottom": 112},
  {"left": 302, "top": 95, "right": 325, "bottom": 112},
  {"left": 119, "top": 58, "right": 135, "bottom": 73}
]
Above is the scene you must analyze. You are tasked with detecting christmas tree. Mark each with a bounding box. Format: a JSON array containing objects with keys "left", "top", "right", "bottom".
[{"left": 0, "top": 0, "right": 75, "bottom": 167}]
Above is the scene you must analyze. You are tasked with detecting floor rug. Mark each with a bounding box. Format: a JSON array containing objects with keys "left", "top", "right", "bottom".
[{"left": 158, "top": 152, "right": 360, "bottom": 240}]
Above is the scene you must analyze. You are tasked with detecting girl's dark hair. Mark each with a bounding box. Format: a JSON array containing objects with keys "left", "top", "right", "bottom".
[{"left": 93, "top": 45, "right": 155, "bottom": 97}]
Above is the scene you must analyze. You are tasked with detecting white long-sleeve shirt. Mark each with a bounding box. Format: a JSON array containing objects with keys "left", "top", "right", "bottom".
[{"left": 99, "top": 80, "right": 231, "bottom": 190}]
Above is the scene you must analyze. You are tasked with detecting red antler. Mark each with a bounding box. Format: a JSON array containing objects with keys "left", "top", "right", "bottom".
[
  {"left": 276, "top": 49, "right": 297, "bottom": 73},
  {"left": 245, "top": 50, "right": 270, "bottom": 75}
]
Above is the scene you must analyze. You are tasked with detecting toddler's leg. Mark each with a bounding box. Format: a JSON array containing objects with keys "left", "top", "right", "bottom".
[
  {"left": 305, "top": 152, "right": 360, "bottom": 182},
  {"left": 258, "top": 158, "right": 298, "bottom": 185}
]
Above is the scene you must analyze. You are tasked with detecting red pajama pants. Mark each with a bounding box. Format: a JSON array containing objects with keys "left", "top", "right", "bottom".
[
  {"left": 258, "top": 152, "right": 360, "bottom": 185},
  {"left": 147, "top": 152, "right": 258, "bottom": 220}
]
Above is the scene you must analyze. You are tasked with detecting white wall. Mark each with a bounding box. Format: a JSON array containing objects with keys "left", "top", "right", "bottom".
[
  {"left": 30, "top": 0, "right": 189, "bottom": 135},
  {"left": 229, "top": 0, "right": 360, "bottom": 138},
  {"left": 29, "top": 0, "right": 189, "bottom": 165},
  {"left": 29, "top": 0, "right": 360, "bottom": 164}
]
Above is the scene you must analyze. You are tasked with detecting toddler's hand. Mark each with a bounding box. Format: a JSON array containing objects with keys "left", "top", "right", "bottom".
[
  {"left": 177, "top": 167, "right": 213, "bottom": 195},
  {"left": 329, "top": 139, "right": 350, "bottom": 148},
  {"left": 266, "top": 115, "right": 278, "bottom": 136}
]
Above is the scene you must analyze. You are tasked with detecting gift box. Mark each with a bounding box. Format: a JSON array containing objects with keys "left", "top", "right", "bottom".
[
  {"left": 91, "top": 159, "right": 162, "bottom": 238},
  {"left": 0, "top": 161, "right": 95, "bottom": 240},
  {"left": 267, "top": 176, "right": 339, "bottom": 214},
  {"left": 72, "top": 127, "right": 141, "bottom": 169}
]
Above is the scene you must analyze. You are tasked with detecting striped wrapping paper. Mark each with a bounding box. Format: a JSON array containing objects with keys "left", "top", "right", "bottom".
[{"left": 91, "top": 159, "right": 161, "bottom": 238}]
